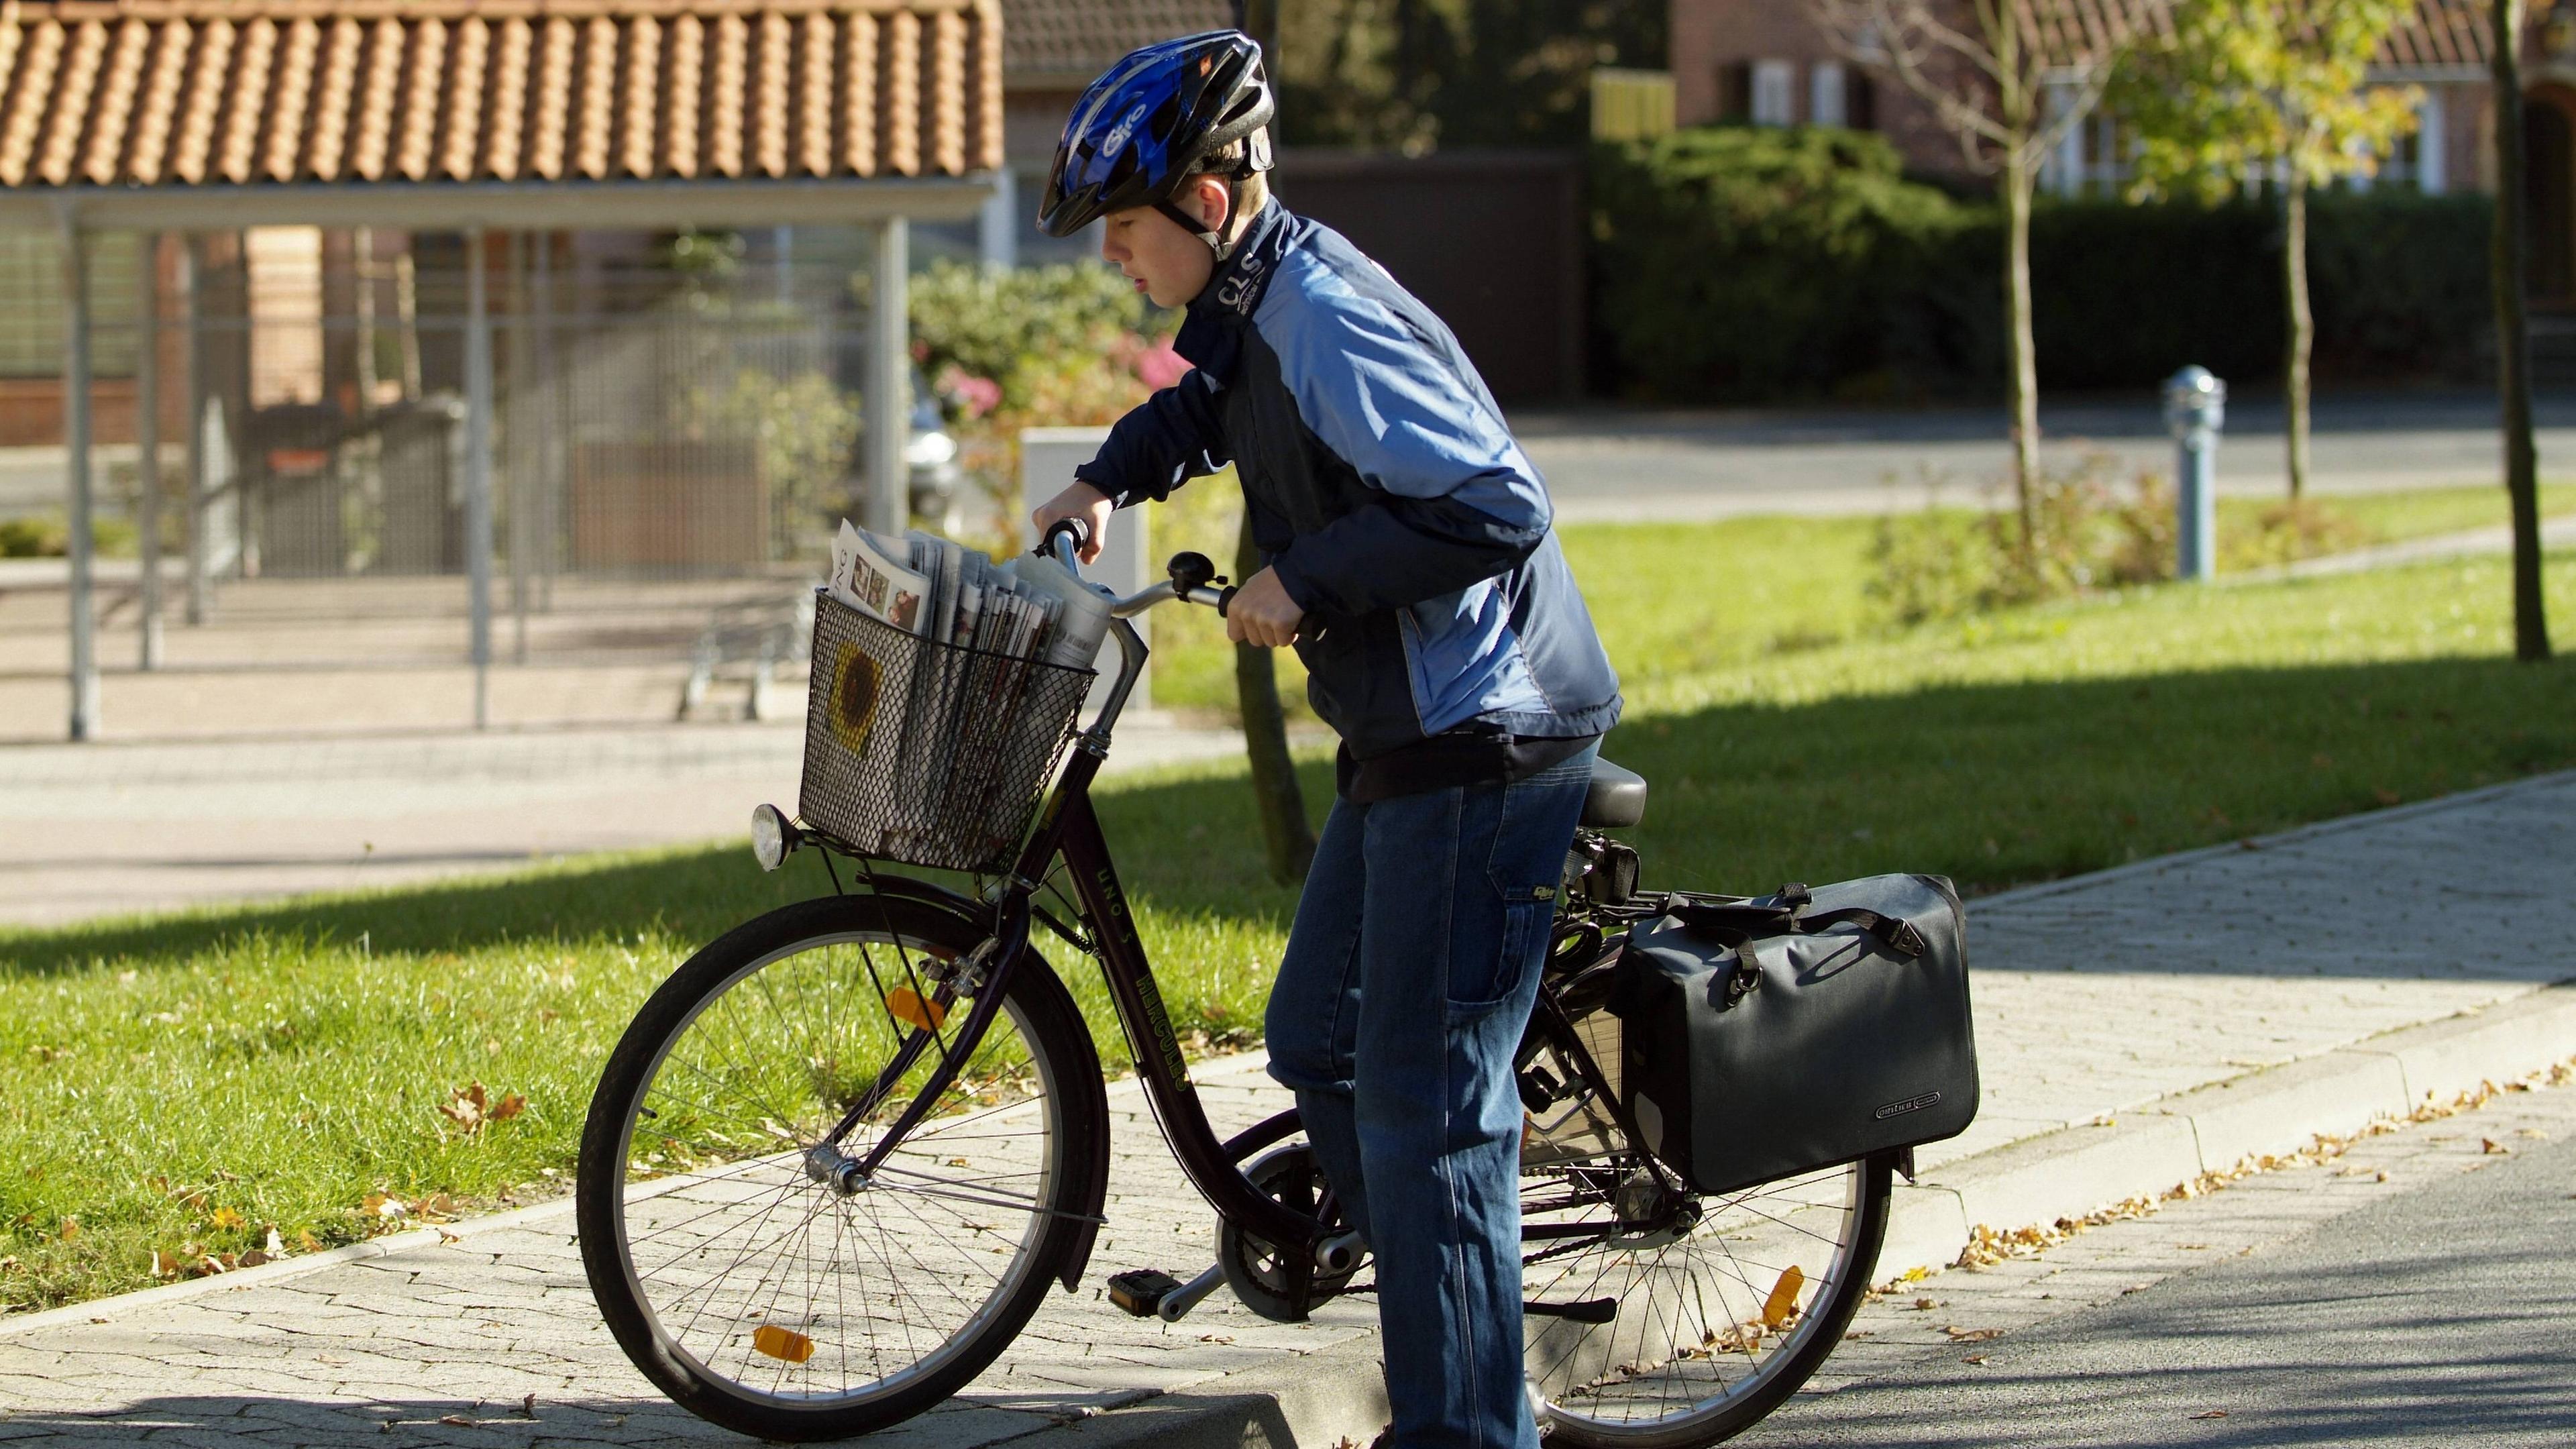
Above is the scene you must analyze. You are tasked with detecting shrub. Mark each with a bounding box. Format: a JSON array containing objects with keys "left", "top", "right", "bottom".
[
  {"left": 1589, "top": 128, "right": 1980, "bottom": 400},
  {"left": 1868, "top": 454, "right": 2176, "bottom": 623},
  {"left": 902, "top": 260, "right": 1166, "bottom": 416},
  {"left": 1591, "top": 125, "right": 2497, "bottom": 401}
]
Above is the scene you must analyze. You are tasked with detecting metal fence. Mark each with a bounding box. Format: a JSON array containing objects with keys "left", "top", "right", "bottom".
[{"left": 0, "top": 225, "right": 902, "bottom": 741}]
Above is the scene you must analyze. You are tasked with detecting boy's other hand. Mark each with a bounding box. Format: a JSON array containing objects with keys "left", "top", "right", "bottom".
[
  {"left": 1226, "top": 568, "right": 1303, "bottom": 649},
  {"left": 1032, "top": 481, "right": 1114, "bottom": 564}
]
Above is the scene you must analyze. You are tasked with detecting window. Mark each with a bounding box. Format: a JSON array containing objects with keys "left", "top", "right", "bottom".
[
  {"left": 1811, "top": 61, "right": 1847, "bottom": 127},
  {"left": 1751, "top": 60, "right": 1796, "bottom": 127},
  {"left": 2044, "top": 85, "right": 2130, "bottom": 197},
  {"left": 2373, "top": 88, "right": 2447, "bottom": 194}
]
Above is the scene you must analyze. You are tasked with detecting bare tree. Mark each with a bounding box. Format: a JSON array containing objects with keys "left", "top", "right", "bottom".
[
  {"left": 2491, "top": 0, "right": 2554, "bottom": 661},
  {"left": 1811, "top": 0, "right": 2130, "bottom": 544}
]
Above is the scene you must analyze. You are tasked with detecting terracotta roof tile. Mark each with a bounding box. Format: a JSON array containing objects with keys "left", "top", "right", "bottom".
[{"left": 0, "top": 0, "right": 1002, "bottom": 193}]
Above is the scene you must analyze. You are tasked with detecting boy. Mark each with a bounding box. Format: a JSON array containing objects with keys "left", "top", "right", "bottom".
[{"left": 1029, "top": 32, "right": 1621, "bottom": 1448}]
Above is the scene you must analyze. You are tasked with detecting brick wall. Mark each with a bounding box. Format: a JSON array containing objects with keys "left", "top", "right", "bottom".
[{"left": 1670, "top": 0, "right": 1980, "bottom": 181}]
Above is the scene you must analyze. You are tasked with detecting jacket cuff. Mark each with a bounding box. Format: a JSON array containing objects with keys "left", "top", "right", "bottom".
[{"left": 1269, "top": 552, "right": 1326, "bottom": 615}]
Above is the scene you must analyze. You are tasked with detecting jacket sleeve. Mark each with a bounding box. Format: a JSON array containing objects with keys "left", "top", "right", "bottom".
[
  {"left": 1072, "top": 368, "right": 1230, "bottom": 508},
  {"left": 1257, "top": 286, "right": 1551, "bottom": 616}
]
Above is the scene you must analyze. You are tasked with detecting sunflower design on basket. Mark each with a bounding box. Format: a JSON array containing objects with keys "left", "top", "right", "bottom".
[{"left": 824, "top": 640, "right": 886, "bottom": 756}]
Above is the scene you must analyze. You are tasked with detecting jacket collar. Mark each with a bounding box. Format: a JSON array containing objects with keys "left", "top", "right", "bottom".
[{"left": 1175, "top": 200, "right": 1291, "bottom": 370}]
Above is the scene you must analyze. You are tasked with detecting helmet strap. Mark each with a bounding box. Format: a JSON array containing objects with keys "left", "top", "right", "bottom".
[{"left": 1156, "top": 172, "right": 1249, "bottom": 263}]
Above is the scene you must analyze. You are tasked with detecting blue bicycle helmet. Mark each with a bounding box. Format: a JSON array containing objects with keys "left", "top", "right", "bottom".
[{"left": 1037, "top": 30, "right": 1275, "bottom": 259}]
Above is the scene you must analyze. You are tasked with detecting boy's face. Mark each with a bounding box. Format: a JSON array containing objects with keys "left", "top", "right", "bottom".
[{"left": 1101, "top": 174, "right": 1230, "bottom": 308}]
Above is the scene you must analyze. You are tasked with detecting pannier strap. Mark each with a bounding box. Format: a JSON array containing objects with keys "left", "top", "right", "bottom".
[{"left": 1666, "top": 894, "right": 1927, "bottom": 959}]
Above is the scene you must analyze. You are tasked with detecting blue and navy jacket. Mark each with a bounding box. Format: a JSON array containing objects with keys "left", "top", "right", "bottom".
[{"left": 1077, "top": 201, "right": 1623, "bottom": 763}]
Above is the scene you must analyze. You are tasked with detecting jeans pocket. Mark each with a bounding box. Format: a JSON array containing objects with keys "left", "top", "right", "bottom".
[{"left": 1447, "top": 870, "right": 1558, "bottom": 1024}]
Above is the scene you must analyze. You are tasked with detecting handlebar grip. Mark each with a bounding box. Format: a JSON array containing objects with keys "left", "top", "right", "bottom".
[
  {"left": 1038, "top": 517, "right": 1092, "bottom": 561},
  {"left": 1214, "top": 584, "right": 1238, "bottom": 619}
]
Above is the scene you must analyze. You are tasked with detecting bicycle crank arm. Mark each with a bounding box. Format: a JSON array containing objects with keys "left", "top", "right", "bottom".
[
  {"left": 1156, "top": 1263, "right": 1228, "bottom": 1322},
  {"left": 1523, "top": 1297, "right": 1619, "bottom": 1324}
]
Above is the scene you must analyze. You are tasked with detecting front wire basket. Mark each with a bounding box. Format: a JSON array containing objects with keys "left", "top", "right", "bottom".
[{"left": 799, "top": 590, "right": 1095, "bottom": 873}]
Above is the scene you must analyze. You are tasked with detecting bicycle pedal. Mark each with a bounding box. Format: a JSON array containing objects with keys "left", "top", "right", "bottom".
[{"left": 1105, "top": 1269, "right": 1185, "bottom": 1318}]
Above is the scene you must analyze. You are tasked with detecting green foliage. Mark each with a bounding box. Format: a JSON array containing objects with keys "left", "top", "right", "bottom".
[
  {"left": 684, "top": 369, "right": 863, "bottom": 552},
  {"left": 1589, "top": 127, "right": 2497, "bottom": 401},
  {"left": 1589, "top": 127, "right": 1981, "bottom": 400},
  {"left": 0, "top": 513, "right": 135, "bottom": 559},
  {"left": 1867, "top": 455, "right": 2173, "bottom": 624},
  {"left": 2108, "top": 0, "right": 2420, "bottom": 201},
  {"left": 1274, "top": 0, "right": 1666, "bottom": 150},
  {"left": 901, "top": 260, "right": 1161, "bottom": 415}
]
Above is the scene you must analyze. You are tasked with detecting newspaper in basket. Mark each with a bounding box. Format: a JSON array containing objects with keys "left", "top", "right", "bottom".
[{"left": 799, "top": 590, "right": 1095, "bottom": 873}]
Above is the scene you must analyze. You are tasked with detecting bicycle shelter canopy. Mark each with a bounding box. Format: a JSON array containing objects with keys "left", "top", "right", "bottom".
[{"left": 0, "top": 0, "right": 1004, "bottom": 739}]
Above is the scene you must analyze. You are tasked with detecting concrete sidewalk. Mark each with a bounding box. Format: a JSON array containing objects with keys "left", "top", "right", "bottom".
[
  {"left": 0, "top": 771, "right": 2571, "bottom": 1447},
  {"left": 0, "top": 714, "right": 1256, "bottom": 927}
]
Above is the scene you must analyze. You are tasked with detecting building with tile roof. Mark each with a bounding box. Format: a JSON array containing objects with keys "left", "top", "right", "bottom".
[
  {"left": 1670, "top": 0, "right": 2532, "bottom": 269},
  {"left": 0, "top": 0, "right": 1013, "bottom": 741}
]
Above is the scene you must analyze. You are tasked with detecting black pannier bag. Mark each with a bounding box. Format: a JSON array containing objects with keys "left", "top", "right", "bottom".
[{"left": 1613, "top": 875, "right": 1976, "bottom": 1196}]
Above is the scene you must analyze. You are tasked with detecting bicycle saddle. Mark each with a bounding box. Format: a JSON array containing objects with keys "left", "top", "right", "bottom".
[{"left": 1581, "top": 758, "right": 1647, "bottom": 829}]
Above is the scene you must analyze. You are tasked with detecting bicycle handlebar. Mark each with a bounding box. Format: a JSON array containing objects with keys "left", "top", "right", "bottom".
[{"left": 1034, "top": 521, "right": 1233, "bottom": 619}]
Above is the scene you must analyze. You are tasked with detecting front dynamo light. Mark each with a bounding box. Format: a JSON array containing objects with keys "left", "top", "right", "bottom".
[{"left": 750, "top": 803, "right": 798, "bottom": 872}]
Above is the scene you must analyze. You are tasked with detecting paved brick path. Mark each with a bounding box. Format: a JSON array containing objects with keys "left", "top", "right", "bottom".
[{"left": 1, "top": 771, "right": 2569, "bottom": 1446}]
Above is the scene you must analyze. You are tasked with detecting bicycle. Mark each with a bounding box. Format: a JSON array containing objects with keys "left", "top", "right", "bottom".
[{"left": 577, "top": 523, "right": 1892, "bottom": 1444}]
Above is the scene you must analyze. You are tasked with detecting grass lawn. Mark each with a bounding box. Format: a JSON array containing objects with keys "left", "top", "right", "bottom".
[{"left": 2, "top": 520, "right": 2571, "bottom": 1316}]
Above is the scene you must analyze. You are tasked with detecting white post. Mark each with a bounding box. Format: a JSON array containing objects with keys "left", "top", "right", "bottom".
[
  {"left": 181, "top": 235, "right": 208, "bottom": 625},
  {"left": 137, "top": 231, "right": 164, "bottom": 669},
  {"left": 865, "top": 215, "right": 910, "bottom": 536},
  {"left": 466, "top": 226, "right": 496, "bottom": 729},
  {"left": 60, "top": 215, "right": 100, "bottom": 740},
  {"left": 979, "top": 168, "right": 1018, "bottom": 268}
]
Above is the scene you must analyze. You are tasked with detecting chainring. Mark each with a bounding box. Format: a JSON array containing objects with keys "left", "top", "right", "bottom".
[{"left": 1218, "top": 1143, "right": 1362, "bottom": 1324}]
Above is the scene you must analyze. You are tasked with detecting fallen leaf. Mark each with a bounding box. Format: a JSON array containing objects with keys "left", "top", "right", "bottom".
[
  {"left": 207, "top": 1208, "right": 245, "bottom": 1231},
  {"left": 1942, "top": 1326, "right": 2004, "bottom": 1342},
  {"left": 266, "top": 1227, "right": 286, "bottom": 1256},
  {"left": 1760, "top": 1265, "right": 1806, "bottom": 1329},
  {"left": 1911, "top": 1297, "right": 1940, "bottom": 1311},
  {"left": 520, "top": 1393, "right": 535, "bottom": 1417},
  {"left": 2371, "top": 787, "right": 2400, "bottom": 807},
  {"left": 58, "top": 1217, "right": 78, "bottom": 1242},
  {"left": 1962, "top": 1353, "right": 1987, "bottom": 1364},
  {"left": 438, "top": 1083, "right": 491, "bottom": 1133},
  {"left": 2481, "top": 1138, "right": 2509, "bottom": 1155},
  {"left": 490, "top": 1093, "right": 527, "bottom": 1123},
  {"left": 2191, "top": 1409, "right": 2229, "bottom": 1420},
  {"left": 439, "top": 1415, "right": 477, "bottom": 1428},
  {"left": 238, "top": 1250, "right": 270, "bottom": 1268},
  {"left": 1198, "top": 1333, "right": 1235, "bottom": 1344}
]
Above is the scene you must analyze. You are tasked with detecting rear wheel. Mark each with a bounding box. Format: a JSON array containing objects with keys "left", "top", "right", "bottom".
[
  {"left": 578, "top": 894, "right": 1105, "bottom": 1442},
  {"left": 1522, "top": 1152, "right": 1890, "bottom": 1446}
]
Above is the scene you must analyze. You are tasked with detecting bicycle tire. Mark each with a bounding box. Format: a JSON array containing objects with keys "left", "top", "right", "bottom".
[
  {"left": 578, "top": 894, "right": 1106, "bottom": 1443},
  {"left": 1526, "top": 1152, "right": 1892, "bottom": 1448}
]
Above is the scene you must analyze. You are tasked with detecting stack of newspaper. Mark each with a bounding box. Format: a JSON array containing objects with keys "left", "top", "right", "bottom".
[{"left": 815, "top": 521, "right": 1112, "bottom": 859}]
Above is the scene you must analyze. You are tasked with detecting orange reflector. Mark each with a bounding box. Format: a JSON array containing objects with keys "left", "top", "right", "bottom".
[
  {"left": 888, "top": 987, "right": 947, "bottom": 1033},
  {"left": 752, "top": 1324, "right": 816, "bottom": 1364},
  {"left": 1760, "top": 1265, "right": 1805, "bottom": 1329}
]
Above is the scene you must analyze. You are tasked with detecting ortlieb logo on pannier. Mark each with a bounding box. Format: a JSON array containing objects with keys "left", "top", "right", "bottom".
[{"left": 1612, "top": 876, "right": 1978, "bottom": 1197}]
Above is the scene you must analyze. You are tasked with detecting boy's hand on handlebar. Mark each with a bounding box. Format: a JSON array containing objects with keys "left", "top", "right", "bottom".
[
  {"left": 1226, "top": 568, "right": 1304, "bottom": 649},
  {"left": 1031, "top": 482, "right": 1113, "bottom": 564}
]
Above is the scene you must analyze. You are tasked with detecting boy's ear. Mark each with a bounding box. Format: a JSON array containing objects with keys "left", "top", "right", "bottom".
[{"left": 1190, "top": 174, "right": 1233, "bottom": 232}]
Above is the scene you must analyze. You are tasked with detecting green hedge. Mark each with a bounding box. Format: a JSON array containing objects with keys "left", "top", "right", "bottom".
[{"left": 1591, "top": 127, "right": 2496, "bottom": 402}]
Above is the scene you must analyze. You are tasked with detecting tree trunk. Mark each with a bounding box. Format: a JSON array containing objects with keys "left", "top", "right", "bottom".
[
  {"left": 2493, "top": 0, "right": 2554, "bottom": 661},
  {"left": 1233, "top": 508, "right": 1318, "bottom": 883},
  {"left": 2283, "top": 180, "right": 2314, "bottom": 502},
  {"left": 2002, "top": 150, "right": 2042, "bottom": 557}
]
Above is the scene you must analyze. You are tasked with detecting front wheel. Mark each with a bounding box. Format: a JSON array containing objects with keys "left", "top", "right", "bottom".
[
  {"left": 577, "top": 894, "right": 1106, "bottom": 1442},
  {"left": 1524, "top": 1152, "right": 1892, "bottom": 1448}
]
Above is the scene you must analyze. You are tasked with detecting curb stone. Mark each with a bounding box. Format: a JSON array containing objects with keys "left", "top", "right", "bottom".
[{"left": 1881, "top": 978, "right": 2576, "bottom": 1283}]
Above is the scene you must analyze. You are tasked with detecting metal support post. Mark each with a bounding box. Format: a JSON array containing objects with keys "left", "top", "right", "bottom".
[
  {"left": 864, "top": 215, "right": 910, "bottom": 537},
  {"left": 506, "top": 230, "right": 532, "bottom": 665},
  {"left": 59, "top": 215, "right": 100, "bottom": 740},
  {"left": 2162, "top": 366, "right": 2226, "bottom": 582},
  {"left": 979, "top": 168, "right": 1017, "bottom": 269},
  {"left": 466, "top": 226, "right": 496, "bottom": 729},
  {"left": 181, "top": 236, "right": 208, "bottom": 625},
  {"left": 137, "top": 231, "right": 164, "bottom": 669},
  {"left": 531, "top": 231, "right": 559, "bottom": 612}
]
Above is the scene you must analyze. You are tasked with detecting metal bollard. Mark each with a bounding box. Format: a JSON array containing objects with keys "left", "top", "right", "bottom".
[{"left": 2161, "top": 366, "right": 2226, "bottom": 582}]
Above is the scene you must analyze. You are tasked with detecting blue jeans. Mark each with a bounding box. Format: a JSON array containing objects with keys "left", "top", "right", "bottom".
[{"left": 1265, "top": 743, "right": 1599, "bottom": 1449}]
